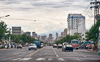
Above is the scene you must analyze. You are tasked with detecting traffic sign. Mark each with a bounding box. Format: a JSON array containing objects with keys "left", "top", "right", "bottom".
[{"left": 95, "top": 14, "right": 100, "bottom": 20}]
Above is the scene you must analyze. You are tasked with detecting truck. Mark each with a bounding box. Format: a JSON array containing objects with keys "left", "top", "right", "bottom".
[
  {"left": 33, "top": 41, "right": 41, "bottom": 48},
  {"left": 71, "top": 39, "right": 79, "bottom": 50}
]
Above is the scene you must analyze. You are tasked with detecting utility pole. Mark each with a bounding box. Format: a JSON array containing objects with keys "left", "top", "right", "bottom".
[
  {"left": 90, "top": 0, "right": 100, "bottom": 24},
  {"left": 77, "top": 18, "right": 80, "bottom": 39}
]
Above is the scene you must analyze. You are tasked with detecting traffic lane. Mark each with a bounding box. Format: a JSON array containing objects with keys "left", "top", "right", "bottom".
[
  {"left": 30, "top": 46, "right": 56, "bottom": 58},
  {"left": 28, "top": 46, "right": 76, "bottom": 62},
  {"left": 0, "top": 47, "right": 38, "bottom": 62},
  {"left": 53, "top": 48, "right": 100, "bottom": 61},
  {"left": 1, "top": 47, "right": 46, "bottom": 62}
]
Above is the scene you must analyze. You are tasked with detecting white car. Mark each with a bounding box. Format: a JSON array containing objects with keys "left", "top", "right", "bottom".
[{"left": 29, "top": 44, "right": 37, "bottom": 50}]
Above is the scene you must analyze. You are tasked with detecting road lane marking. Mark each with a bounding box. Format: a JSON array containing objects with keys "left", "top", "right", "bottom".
[
  {"left": 58, "top": 58, "right": 65, "bottom": 61},
  {"left": 36, "top": 58, "right": 45, "bottom": 61},
  {"left": 20, "top": 58, "right": 31, "bottom": 60},
  {"left": 52, "top": 48, "right": 58, "bottom": 57},
  {"left": 48, "top": 58, "right": 52, "bottom": 61},
  {"left": 76, "top": 58, "right": 80, "bottom": 61},
  {"left": 56, "top": 55, "right": 58, "bottom": 57},
  {"left": 26, "top": 48, "right": 44, "bottom": 57},
  {"left": 12, "top": 58, "right": 31, "bottom": 61},
  {"left": 12, "top": 58, "right": 21, "bottom": 60}
]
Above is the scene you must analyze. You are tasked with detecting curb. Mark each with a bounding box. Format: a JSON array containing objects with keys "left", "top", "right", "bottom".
[{"left": 87, "top": 49, "right": 98, "bottom": 52}]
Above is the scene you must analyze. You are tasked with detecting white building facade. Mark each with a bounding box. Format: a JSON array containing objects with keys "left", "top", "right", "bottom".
[{"left": 67, "top": 14, "right": 86, "bottom": 38}]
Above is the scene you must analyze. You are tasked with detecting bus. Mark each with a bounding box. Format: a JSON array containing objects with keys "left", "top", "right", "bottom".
[
  {"left": 71, "top": 39, "right": 79, "bottom": 49},
  {"left": 81, "top": 41, "right": 92, "bottom": 49}
]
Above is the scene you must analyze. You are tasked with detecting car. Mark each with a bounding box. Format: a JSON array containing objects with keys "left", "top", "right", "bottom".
[
  {"left": 62, "top": 44, "right": 73, "bottom": 52},
  {"left": 57, "top": 44, "right": 62, "bottom": 49},
  {"left": 17, "top": 44, "right": 22, "bottom": 49},
  {"left": 28, "top": 44, "right": 37, "bottom": 50},
  {"left": 53, "top": 44, "right": 57, "bottom": 48}
]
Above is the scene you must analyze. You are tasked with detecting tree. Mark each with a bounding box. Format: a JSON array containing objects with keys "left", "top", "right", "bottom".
[
  {"left": 0, "top": 21, "right": 9, "bottom": 42},
  {"left": 55, "top": 35, "right": 79, "bottom": 44},
  {"left": 86, "top": 20, "right": 100, "bottom": 44}
]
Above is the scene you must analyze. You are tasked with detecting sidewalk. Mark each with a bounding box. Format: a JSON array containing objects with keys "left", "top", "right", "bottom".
[{"left": 87, "top": 49, "right": 98, "bottom": 52}]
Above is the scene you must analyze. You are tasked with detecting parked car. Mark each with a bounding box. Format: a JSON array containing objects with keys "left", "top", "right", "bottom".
[
  {"left": 57, "top": 44, "right": 62, "bottom": 49},
  {"left": 53, "top": 44, "right": 57, "bottom": 48},
  {"left": 17, "top": 44, "right": 22, "bottom": 49},
  {"left": 28, "top": 44, "right": 37, "bottom": 50},
  {"left": 62, "top": 44, "right": 73, "bottom": 52}
]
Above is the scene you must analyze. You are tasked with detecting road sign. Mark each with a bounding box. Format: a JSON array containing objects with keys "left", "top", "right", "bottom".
[{"left": 95, "top": 14, "right": 100, "bottom": 20}]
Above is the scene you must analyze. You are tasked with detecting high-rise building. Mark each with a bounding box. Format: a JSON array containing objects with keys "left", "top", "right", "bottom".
[
  {"left": 56, "top": 32, "right": 58, "bottom": 41},
  {"left": 61, "top": 32, "right": 64, "bottom": 37},
  {"left": 12, "top": 27, "right": 21, "bottom": 35},
  {"left": 64, "top": 28, "right": 67, "bottom": 37},
  {"left": 56, "top": 32, "right": 58, "bottom": 38},
  {"left": 32, "top": 32, "right": 36, "bottom": 37},
  {"left": 41, "top": 35, "right": 47, "bottom": 42},
  {"left": 32, "top": 32, "right": 37, "bottom": 38},
  {"left": 49, "top": 34, "right": 53, "bottom": 40},
  {"left": 24, "top": 32, "right": 31, "bottom": 36},
  {"left": 67, "top": 14, "right": 86, "bottom": 38}
]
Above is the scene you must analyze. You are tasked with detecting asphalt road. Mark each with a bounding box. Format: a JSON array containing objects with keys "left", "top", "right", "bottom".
[{"left": 0, "top": 46, "right": 100, "bottom": 62}]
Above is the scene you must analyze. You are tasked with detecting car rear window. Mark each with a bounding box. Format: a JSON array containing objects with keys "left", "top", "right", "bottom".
[{"left": 66, "top": 45, "right": 72, "bottom": 47}]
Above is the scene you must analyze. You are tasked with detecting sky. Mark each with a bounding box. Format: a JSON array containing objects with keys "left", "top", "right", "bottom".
[{"left": 0, "top": 0, "right": 95, "bottom": 37}]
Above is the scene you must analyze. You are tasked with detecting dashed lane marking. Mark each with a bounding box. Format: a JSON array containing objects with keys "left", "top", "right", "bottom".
[
  {"left": 58, "top": 58, "right": 65, "bottom": 61},
  {"left": 52, "top": 48, "right": 58, "bottom": 57},
  {"left": 48, "top": 58, "right": 52, "bottom": 61},
  {"left": 36, "top": 58, "right": 45, "bottom": 61},
  {"left": 12, "top": 58, "right": 31, "bottom": 61}
]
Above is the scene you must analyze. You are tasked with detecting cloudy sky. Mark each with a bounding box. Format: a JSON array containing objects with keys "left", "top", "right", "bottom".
[{"left": 0, "top": 0, "right": 95, "bottom": 37}]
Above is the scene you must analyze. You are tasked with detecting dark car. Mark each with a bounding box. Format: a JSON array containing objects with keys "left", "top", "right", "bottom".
[
  {"left": 57, "top": 44, "right": 62, "bottom": 49},
  {"left": 53, "top": 44, "right": 57, "bottom": 48},
  {"left": 62, "top": 44, "right": 73, "bottom": 52},
  {"left": 17, "top": 44, "right": 22, "bottom": 49}
]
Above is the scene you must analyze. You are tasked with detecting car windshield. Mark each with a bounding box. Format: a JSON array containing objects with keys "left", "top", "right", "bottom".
[
  {"left": 58, "top": 44, "right": 62, "bottom": 46},
  {"left": 72, "top": 41, "right": 78, "bottom": 44},
  {"left": 85, "top": 42, "right": 90, "bottom": 44},
  {"left": 30, "top": 44, "right": 36, "bottom": 46}
]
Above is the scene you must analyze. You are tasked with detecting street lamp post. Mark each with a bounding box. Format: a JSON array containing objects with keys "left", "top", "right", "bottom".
[{"left": 0, "top": 15, "right": 10, "bottom": 48}]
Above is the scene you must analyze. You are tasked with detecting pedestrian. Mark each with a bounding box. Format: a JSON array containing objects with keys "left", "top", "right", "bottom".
[
  {"left": 14, "top": 44, "right": 16, "bottom": 48},
  {"left": 7, "top": 44, "right": 9, "bottom": 49}
]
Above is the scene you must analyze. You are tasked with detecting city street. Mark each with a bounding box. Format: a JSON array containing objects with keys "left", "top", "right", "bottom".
[{"left": 0, "top": 46, "right": 100, "bottom": 62}]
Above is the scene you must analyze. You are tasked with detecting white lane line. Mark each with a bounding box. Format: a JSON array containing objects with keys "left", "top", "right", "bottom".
[
  {"left": 13, "top": 53, "right": 20, "bottom": 55},
  {"left": 52, "top": 48, "right": 58, "bottom": 57},
  {"left": 36, "top": 58, "right": 45, "bottom": 61},
  {"left": 26, "top": 48, "right": 44, "bottom": 57},
  {"left": 76, "top": 58, "right": 80, "bottom": 61},
  {"left": 56, "top": 55, "right": 58, "bottom": 57},
  {"left": 58, "top": 58, "right": 65, "bottom": 61},
  {"left": 48, "top": 58, "right": 52, "bottom": 61},
  {"left": 12, "top": 58, "right": 21, "bottom": 60},
  {"left": 20, "top": 58, "right": 31, "bottom": 60}
]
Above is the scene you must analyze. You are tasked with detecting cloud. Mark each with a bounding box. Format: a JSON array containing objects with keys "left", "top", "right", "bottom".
[{"left": 0, "top": 0, "right": 95, "bottom": 37}]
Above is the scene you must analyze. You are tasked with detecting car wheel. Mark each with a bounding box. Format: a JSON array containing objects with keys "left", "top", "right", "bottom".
[
  {"left": 71, "top": 50, "right": 73, "bottom": 52},
  {"left": 76, "top": 48, "right": 78, "bottom": 50},
  {"left": 29, "top": 49, "right": 31, "bottom": 50}
]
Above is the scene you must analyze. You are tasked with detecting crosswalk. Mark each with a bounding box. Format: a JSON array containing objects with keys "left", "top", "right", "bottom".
[{"left": 3, "top": 57, "right": 100, "bottom": 61}]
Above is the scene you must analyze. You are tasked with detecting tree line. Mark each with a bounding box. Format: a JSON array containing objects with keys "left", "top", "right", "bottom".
[
  {"left": 0, "top": 21, "right": 38, "bottom": 44},
  {"left": 55, "top": 34, "right": 81, "bottom": 44}
]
